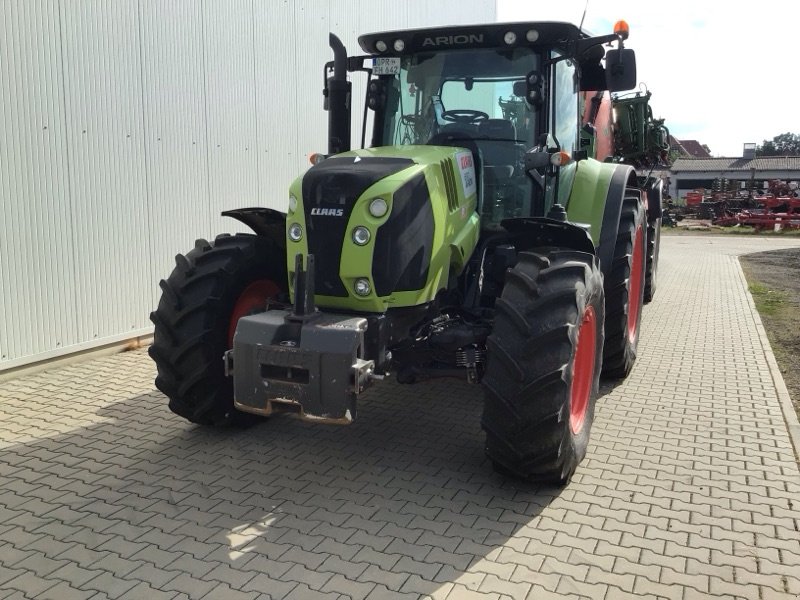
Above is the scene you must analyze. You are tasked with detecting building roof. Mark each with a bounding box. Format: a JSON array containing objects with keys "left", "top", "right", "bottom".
[
  {"left": 677, "top": 140, "right": 711, "bottom": 158},
  {"left": 671, "top": 156, "right": 800, "bottom": 172},
  {"left": 669, "top": 136, "right": 712, "bottom": 158}
]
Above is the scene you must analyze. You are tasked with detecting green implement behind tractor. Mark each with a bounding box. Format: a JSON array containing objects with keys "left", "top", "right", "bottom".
[{"left": 150, "top": 19, "right": 664, "bottom": 484}]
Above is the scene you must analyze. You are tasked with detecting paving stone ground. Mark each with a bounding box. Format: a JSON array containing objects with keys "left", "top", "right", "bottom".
[{"left": 1, "top": 234, "right": 800, "bottom": 600}]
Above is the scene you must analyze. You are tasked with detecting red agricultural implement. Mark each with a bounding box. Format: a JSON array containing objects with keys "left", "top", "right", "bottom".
[{"left": 736, "top": 196, "right": 800, "bottom": 230}]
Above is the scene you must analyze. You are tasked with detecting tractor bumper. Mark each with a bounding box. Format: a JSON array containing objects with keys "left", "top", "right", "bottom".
[{"left": 229, "top": 310, "right": 374, "bottom": 423}]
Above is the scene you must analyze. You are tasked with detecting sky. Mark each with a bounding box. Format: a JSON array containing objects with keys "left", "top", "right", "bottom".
[{"left": 496, "top": 0, "right": 799, "bottom": 157}]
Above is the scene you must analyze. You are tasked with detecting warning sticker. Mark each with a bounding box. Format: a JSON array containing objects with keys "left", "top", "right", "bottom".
[
  {"left": 372, "top": 57, "right": 401, "bottom": 75},
  {"left": 455, "top": 151, "right": 477, "bottom": 199}
]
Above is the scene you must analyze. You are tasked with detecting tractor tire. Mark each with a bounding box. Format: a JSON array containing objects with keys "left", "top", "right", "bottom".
[
  {"left": 602, "top": 190, "right": 647, "bottom": 378},
  {"left": 643, "top": 216, "right": 661, "bottom": 303},
  {"left": 149, "top": 233, "right": 286, "bottom": 426},
  {"left": 482, "top": 249, "right": 605, "bottom": 484}
]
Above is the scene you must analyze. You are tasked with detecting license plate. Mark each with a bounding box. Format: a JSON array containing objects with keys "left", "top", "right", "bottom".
[{"left": 373, "top": 57, "right": 400, "bottom": 76}]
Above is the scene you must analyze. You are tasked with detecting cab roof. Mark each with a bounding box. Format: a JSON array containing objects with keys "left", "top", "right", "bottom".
[{"left": 358, "top": 21, "right": 590, "bottom": 56}]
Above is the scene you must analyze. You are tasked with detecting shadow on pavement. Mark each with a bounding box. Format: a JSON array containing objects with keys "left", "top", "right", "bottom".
[{"left": 0, "top": 371, "right": 623, "bottom": 599}]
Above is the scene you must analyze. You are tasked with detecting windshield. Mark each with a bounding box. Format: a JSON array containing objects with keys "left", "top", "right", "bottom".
[{"left": 377, "top": 47, "right": 540, "bottom": 147}]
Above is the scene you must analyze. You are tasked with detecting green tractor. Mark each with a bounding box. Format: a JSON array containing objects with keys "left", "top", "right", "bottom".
[{"left": 150, "top": 20, "right": 656, "bottom": 483}]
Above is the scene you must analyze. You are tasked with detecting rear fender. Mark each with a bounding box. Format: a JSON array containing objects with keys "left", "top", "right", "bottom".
[
  {"left": 564, "top": 161, "right": 638, "bottom": 280},
  {"left": 644, "top": 177, "right": 664, "bottom": 222},
  {"left": 222, "top": 208, "right": 287, "bottom": 253},
  {"left": 596, "top": 164, "right": 638, "bottom": 280}
]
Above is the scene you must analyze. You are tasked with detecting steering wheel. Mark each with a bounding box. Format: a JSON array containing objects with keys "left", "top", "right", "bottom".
[{"left": 442, "top": 109, "right": 490, "bottom": 124}]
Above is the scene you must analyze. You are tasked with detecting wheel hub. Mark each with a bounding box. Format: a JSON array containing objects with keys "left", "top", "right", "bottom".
[
  {"left": 627, "top": 224, "right": 645, "bottom": 343},
  {"left": 228, "top": 280, "right": 280, "bottom": 347},
  {"left": 570, "top": 305, "right": 597, "bottom": 435}
]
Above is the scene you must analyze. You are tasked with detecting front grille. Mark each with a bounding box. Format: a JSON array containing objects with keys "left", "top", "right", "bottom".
[{"left": 302, "top": 157, "right": 414, "bottom": 297}]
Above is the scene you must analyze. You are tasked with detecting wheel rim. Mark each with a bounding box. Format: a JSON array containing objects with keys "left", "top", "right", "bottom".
[
  {"left": 627, "top": 224, "right": 645, "bottom": 342},
  {"left": 228, "top": 280, "right": 280, "bottom": 347},
  {"left": 570, "top": 305, "right": 597, "bottom": 435}
]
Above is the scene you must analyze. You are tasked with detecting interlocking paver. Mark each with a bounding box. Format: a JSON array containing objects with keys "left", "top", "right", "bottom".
[{"left": 2, "top": 234, "right": 800, "bottom": 600}]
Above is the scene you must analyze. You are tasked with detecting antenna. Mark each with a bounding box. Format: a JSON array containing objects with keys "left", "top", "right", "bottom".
[{"left": 579, "top": 0, "right": 590, "bottom": 31}]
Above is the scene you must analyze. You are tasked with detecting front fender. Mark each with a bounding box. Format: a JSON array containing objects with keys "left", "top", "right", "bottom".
[
  {"left": 222, "top": 207, "right": 286, "bottom": 253},
  {"left": 501, "top": 217, "right": 595, "bottom": 255}
]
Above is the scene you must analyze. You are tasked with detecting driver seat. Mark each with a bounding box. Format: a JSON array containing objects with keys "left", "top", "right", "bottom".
[{"left": 477, "top": 119, "right": 517, "bottom": 181}]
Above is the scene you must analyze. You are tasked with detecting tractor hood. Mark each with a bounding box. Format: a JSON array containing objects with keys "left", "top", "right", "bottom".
[{"left": 286, "top": 145, "right": 479, "bottom": 312}]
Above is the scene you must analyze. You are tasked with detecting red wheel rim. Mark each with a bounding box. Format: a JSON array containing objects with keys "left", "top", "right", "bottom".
[
  {"left": 228, "top": 280, "right": 280, "bottom": 347},
  {"left": 627, "top": 224, "right": 645, "bottom": 343},
  {"left": 570, "top": 305, "right": 597, "bottom": 435}
]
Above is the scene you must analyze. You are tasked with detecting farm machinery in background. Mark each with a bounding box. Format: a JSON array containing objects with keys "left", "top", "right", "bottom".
[{"left": 676, "top": 179, "right": 800, "bottom": 230}]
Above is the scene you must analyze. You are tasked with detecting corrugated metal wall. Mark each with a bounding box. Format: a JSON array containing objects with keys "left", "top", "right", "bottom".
[{"left": 0, "top": 0, "right": 496, "bottom": 369}]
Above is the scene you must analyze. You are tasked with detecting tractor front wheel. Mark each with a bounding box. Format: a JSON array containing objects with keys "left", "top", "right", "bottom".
[
  {"left": 149, "top": 233, "right": 286, "bottom": 426},
  {"left": 481, "top": 249, "right": 605, "bottom": 484}
]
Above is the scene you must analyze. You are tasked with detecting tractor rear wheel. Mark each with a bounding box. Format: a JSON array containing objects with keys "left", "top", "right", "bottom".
[
  {"left": 482, "top": 249, "right": 605, "bottom": 484},
  {"left": 602, "top": 190, "right": 647, "bottom": 378},
  {"left": 149, "top": 233, "right": 286, "bottom": 426},
  {"left": 643, "top": 216, "right": 661, "bottom": 303}
]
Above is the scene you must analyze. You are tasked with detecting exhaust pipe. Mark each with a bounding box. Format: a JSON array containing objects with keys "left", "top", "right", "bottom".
[{"left": 327, "top": 33, "right": 351, "bottom": 155}]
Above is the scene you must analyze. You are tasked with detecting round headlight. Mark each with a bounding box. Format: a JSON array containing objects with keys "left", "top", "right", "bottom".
[
  {"left": 352, "top": 226, "right": 371, "bottom": 246},
  {"left": 526, "top": 29, "right": 539, "bottom": 43},
  {"left": 288, "top": 195, "right": 298, "bottom": 213},
  {"left": 504, "top": 31, "right": 517, "bottom": 45},
  {"left": 375, "top": 40, "right": 387, "bottom": 52},
  {"left": 393, "top": 39, "right": 405, "bottom": 52},
  {"left": 369, "top": 198, "right": 388, "bottom": 218},
  {"left": 354, "top": 278, "right": 371, "bottom": 296},
  {"left": 288, "top": 223, "right": 303, "bottom": 242}
]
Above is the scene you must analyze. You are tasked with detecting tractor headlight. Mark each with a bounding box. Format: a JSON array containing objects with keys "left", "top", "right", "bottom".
[
  {"left": 504, "top": 31, "right": 517, "bottom": 45},
  {"left": 288, "top": 223, "right": 303, "bottom": 242},
  {"left": 352, "top": 226, "right": 371, "bottom": 246},
  {"left": 288, "top": 195, "right": 298, "bottom": 213},
  {"left": 368, "top": 198, "right": 388, "bottom": 218},
  {"left": 354, "top": 278, "right": 371, "bottom": 296},
  {"left": 375, "top": 40, "right": 387, "bottom": 52},
  {"left": 526, "top": 29, "right": 539, "bottom": 42},
  {"left": 393, "top": 39, "right": 405, "bottom": 52}
]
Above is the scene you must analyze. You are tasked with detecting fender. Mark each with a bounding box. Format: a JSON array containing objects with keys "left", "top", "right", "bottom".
[
  {"left": 222, "top": 207, "right": 286, "bottom": 253},
  {"left": 644, "top": 177, "right": 664, "bottom": 222},
  {"left": 596, "top": 164, "right": 638, "bottom": 280},
  {"left": 501, "top": 217, "right": 595, "bottom": 255}
]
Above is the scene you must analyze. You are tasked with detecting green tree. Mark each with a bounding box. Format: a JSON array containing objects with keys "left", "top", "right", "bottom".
[{"left": 756, "top": 132, "right": 800, "bottom": 156}]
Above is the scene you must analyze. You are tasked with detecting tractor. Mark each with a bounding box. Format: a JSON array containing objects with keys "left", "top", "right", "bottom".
[{"left": 150, "top": 20, "right": 662, "bottom": 483}]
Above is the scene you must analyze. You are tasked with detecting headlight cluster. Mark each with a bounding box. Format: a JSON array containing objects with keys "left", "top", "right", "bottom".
[{"left": 288, "top": 195, "right": 392, "bottom": 298}]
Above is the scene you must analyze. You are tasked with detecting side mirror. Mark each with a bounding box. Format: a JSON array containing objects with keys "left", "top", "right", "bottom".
[{"left": 605, "top": 48, "right": 637, "bottom": 92}]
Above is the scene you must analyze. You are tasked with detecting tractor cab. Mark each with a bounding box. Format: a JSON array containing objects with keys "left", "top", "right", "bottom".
[{"left": 325, "top": 21, "right": 636, "bottom": 229}]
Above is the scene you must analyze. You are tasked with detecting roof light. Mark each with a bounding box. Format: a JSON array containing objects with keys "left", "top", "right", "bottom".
[
  {"left": 375, "top": 40, "right": 387, "bottom": 52},
  {"left": 526, "top": 29, "right": 539, "bottom": 42},
  {"left": 309, "top": 152, "right": 325, "bottom": 165},
  {"left": 614, "top": 20, "right": 629, "bottom": 40},
  {"left": 504, "top": 31, "right": 517, "bottom": 45},
  {"left": 393, "top": 39, "right": 405, "bottom": 52}
]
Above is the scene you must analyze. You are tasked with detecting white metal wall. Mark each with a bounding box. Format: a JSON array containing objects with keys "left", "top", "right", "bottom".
[{"left": 0, "top": 0, "right": 496, "bottom": 369}]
